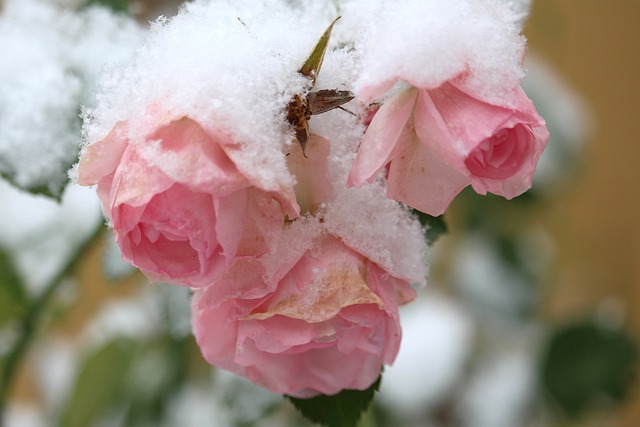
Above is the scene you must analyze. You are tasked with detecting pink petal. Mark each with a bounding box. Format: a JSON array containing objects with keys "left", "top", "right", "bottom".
[
  {"left": 246, "top": 237, "right": 382, "bottom": 323},
  {"left": 286, "top": 134, "right": 333, "bottom": 214},
  {"left": 111, "top": 146, "right": 174, "bottom": 208},
  {"left": 357, "top": 78, "right": 398, "bottom": 102},
  {"left": 115, "top": 183, "right": 221, "bottom": 287},
  {"left": 198, "top": 258, "right": 271, "bottom": 303},
  {"left": 236, "top": 190, "right": 286, "bottom": 257},
  {"left": 213, "top": 189, "right": 249, "bottom": 261},
  {"left": 146, "top": 117, "right": 249, "bottom": 195},
  {"left": 215, "top": 188, "right": 284, "bottom": 261},
  {"left": 348, "top": 88, "right": 418, "bottom": 187},
  {"left": 191, "top": 294, "right": 246, "bottom": 372},
  {"left": 77, "top": 121, "right": 129, "bottom": 186},
  {"left": 469, "top": 122, "right": 550, "bottom": 198},
  {"left": 387, "top": 129, "right": 468, "bottom": 216}
]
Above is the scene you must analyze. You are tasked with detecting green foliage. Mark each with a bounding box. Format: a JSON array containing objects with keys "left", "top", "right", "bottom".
[
  {"left": 541, "top": 321, "right": 638, "bottom": 417},
  {"left": 287, "top": 375, "right": 381, "bottom": 427},
  {"left": 83, "top": 0, "right": 131, "bottom": 13},
  {"left": 121, "top": 336, "right": 192, "bottom": 427},
  {"left": 0, "top": 172, "right": 66, "bottom": 202},
  {"left": 58, "top": 332, "right": 198, "bottom": 427},
  {"left": 412, "top": 210, "right": 448, "bottom": 244},
  {"left": 0, "top": 249, "right": 28, "bottom": 327},
  {"left": 59, "top": 339, "right": 137, "bottom": 427}
]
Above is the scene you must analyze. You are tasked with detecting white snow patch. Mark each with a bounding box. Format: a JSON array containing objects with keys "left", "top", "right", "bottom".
[
  {"left": 0, "top": 181, "right": 102, "bottom": 295},
  {"left": 343, "top": 0, "right": 527, "bottom": 104},
  {"left": 380, "top": 291, "right": 473, "bottom": 416},
  {"left": 0, "top": 0, "right": 144, "bottom": 195}
]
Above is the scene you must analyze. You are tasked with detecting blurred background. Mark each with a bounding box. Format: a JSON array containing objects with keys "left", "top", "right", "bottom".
[{"left": 1, "top": 1, "right": 639, "bottom": 426}]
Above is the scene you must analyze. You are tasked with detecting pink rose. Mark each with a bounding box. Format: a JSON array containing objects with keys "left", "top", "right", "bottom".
[
  {"left": 192, "top": 235, "right": 416, "bottom": 398},
  {"left": 348, "top": 78, "right": 550, "bottom": 215},
  {"left": 77, "top": 115, "right": 298, "bottom": 289}
]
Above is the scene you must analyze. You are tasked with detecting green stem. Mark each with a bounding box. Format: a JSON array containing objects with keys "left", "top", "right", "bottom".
[{"left": 0, "top": 223, "right": 105, "bottom": 422}]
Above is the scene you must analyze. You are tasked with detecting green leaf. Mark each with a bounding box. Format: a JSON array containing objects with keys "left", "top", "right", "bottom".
[
  {"left": 83, "top": 0, "right": 131, "bottom": 13},
  {"left": 121, "top": 335, "right": 191, "bottom": 427},
  {"left": 299, "top": 17, "right": 340, "bottom": 86},
  {"left": 0, "top": 249, "right": 28, "bottom": 327},
  {"left": 287, "top": 375, "right": 381, "bottom": 427},
  {"left": 540, "top": 321, "right": 638, "bottom": 417},
  {"left": 412, "top": 210, "right": 448, "bottom": 244},
  {"left": 59, "top": 339, "right": 137, "bottom": 427}
]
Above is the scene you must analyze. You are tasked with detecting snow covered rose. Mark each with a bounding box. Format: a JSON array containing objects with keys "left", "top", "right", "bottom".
[
  {"left": 77, "top": 113, "right": 298, "bottom": 288},
  {"left": 346, "top": 0, "right": 550, "bottom": 215},
  {"left": 348, "top": 78, "right": 549, "bottom": 215},
  {"left": 192, "top": 235, "right": 416, "bottom": 398}
]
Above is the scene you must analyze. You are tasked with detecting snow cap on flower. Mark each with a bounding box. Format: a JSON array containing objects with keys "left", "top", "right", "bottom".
[
  {"left": 81, "top": 0, "right": 350, "bottom": 193},
  {"left": 77, "top": 0, "right": 428, "bottom": 290},
  {"left": 345, "top": 0, "right": 526, "bottom": 105}
]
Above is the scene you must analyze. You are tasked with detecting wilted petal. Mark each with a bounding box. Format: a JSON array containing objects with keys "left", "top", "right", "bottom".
[{"left": 192, "top": 235, "right": 410, "bottom": 397}]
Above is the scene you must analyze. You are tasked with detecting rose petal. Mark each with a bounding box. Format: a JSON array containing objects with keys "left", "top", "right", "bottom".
[
  {"left": 286, "top": 134, "right": 333, "bottom": 214},
  {"left": 145, "top": 117, "right": 249, "bottom": 195},
  {"left": 387, "top": 128, "right": 468, "bottom": 216},
  {"left": 348, "top": 88, "right": 418, "bottom": 187},
  {"left": 77, "top": 121, "right": 129, "bottom": 186}
]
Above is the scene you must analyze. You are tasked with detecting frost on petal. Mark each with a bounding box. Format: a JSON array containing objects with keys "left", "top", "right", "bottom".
[
  {"left": 141, "top": 117, "right": 248, "bottom": 195},
  {"left": 110, "top": 147, "right": 175, "bottom": 208},
  {"left": 192, "top": 235, "right": 411, "bottom": 398},
  {"left": 247, "top": 237, "right": 383, "bottom": 323},
  {"left": 77, "top": 121, "right": 129, "bottom": 186}
]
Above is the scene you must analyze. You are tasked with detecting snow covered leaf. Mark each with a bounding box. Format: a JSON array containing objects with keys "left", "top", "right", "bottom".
[{"left": 0, "top": 0, "right": 144, "bottom": 199}]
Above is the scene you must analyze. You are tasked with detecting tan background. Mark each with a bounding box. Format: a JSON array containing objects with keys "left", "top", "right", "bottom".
[
  {"left": 527, "top": 1, "right": 640, "bottom": 333},
  {"left": 526, "top": 1, "right": 640, "bottom": 425}
]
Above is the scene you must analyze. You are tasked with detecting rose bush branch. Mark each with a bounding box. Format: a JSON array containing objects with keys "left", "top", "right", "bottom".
[{"left": 0, "top": 222, "right": 105, "bottom": 419}]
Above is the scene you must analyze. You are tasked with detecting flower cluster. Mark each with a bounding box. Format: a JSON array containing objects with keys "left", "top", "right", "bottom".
[{"left": 76, "top": 0, "right": 548, "bottom": 398}]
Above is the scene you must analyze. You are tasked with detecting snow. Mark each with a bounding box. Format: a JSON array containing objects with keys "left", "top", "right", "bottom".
[
  {"left": 0, "top": 0, "right": 144, "bottom": 196},
  {"left": 0, "top": 180, "right": 102, "bottom": 295},
  {"left": 456, "top": 350, "right": 537, "bottom": 427},
  {"left": 379, "top": 291, "right": 473, "bottom": 417},
  {"left": 341, "top": 0, "right": 527, "bottom": 105},
  {"left": 83, "top": 0, "right": 342, "bottom": 192},
  {"left": 82, "top": 0, "right": 429, "bottom": 285}
]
